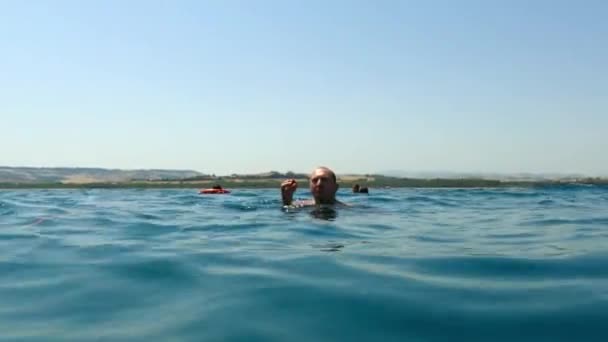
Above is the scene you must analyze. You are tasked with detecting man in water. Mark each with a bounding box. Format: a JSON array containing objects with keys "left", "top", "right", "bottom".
[
  {"left": 281, "top": 166, "right": 346, "bottom": 207},
  {"left": 352, "top": 184, "right": 369, "bottom": 194}
]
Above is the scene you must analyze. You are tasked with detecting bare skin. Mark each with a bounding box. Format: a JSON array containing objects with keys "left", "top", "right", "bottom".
[{"left": 281, "top": 167, "right": 346, "bottom": 207}]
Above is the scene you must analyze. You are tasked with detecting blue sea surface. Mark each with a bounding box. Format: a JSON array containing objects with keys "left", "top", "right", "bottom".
[{"left": 1, "top": 187, "right": 607, "bottom": 341}]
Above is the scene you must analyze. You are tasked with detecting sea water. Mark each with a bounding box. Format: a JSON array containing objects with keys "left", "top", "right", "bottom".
[{"left": 1, "top": 187, "right": 607, "bottom": 341}]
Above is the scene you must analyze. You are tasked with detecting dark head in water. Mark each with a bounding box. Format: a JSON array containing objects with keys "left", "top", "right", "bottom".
[
  {"left": 352, "top": 184, "right": 369, "bottom": 194},
  {"left": 212, "top": 184, "right": 223, "bottom": 190}
]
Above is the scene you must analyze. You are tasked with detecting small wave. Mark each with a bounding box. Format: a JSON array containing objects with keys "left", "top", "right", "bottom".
[
  {"left": 122, "top": 222, "right": 178, "bottom": 237},
  {"left": 222, "top": 202, "right": 259, "bottom": 211},
  {"left": 523, "top": 217, "right": 608, "bottom": 226},
  {"left": 364, "top": 223, "right": 398, "bottom": 231},
  {"left": 90, "top": 216, "right": 122, "bottom": 226},
  {"left": 181, "top": 222, "right": 267, "bottom": 233},
  {"left": 172, "top": 194, "right": 206, "bottom": 205},
  {"left": 231, "top": 191, "right": 261, "bottom": 198},
  {"left": 410, "top": 254, "right": 608, "bottom": 280},
  {"left": 405, "top": 195, "right": 458, "bottom": 207},
  {"left": 367, "top": 196, "right": 401, "bottom": 203},
  {"left": 131, "top": 212, "right": 163, "bottom": 221},
  {"left": 484, "top": 232, "right": 541, "bottom": 239},
  {"left": 0, "top": 233, "right": 40, "bottom": 241},
  {"left": 412, "top": 235, "right": 464, "bottom": 243},
  {"left": 0, "top": 206, "right": 15, "bottom": 216},
  {"left": 311, "top": 242, "right": 346, "bottom": 252},
  {"left": 102, "top": 258, "right": 199, "bottom": 284},
  {"left": 349, "top": 253, "right": 608, "bottom": 282},
  {"left": 495, "top": 189, "right": 544, "bottom": 198},
  {"left": 291, "top": 224, "right": 362, "bottom": 239}
]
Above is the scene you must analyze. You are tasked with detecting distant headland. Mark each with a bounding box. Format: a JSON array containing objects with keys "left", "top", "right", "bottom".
[{"left": 0, "top": 166, "right": 606, "bottom": 189}]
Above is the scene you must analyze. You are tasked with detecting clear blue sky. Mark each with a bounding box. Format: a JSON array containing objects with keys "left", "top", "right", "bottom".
[{"left": 1, "top": 0, "right": 606, "bottom": 175}]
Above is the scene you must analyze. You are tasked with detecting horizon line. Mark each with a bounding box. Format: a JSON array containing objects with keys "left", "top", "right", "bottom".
[{"left": 0, "top": 165, "right": 605, "bottom": 178}]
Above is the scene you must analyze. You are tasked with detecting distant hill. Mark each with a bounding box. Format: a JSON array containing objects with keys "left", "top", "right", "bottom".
[
  {"left": 2, "top": 166, "right": 603, "bottom": 186},
  {"left": 0, "top": 167, "right": 203, "bottom": 183},
  {"left": 377, "top": 170, "right": 588, "bottom": 181},
  {"left": 181, "top": 170, "right": 308, "bottom": 181}
]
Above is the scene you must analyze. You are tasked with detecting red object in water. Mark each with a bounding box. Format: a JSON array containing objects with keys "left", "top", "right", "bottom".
[{"left": 199, "top": 189, "right": 231, "bottom": 194}]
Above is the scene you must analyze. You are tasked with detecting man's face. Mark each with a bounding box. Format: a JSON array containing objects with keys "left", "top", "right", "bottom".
[{"left": 309, "top": 168, "right": 338, "bottom": 201}]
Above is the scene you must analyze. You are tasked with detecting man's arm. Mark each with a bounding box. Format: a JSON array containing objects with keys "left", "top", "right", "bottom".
[{"left": 281, "top": 179, "right": 297, "bottom": 206}]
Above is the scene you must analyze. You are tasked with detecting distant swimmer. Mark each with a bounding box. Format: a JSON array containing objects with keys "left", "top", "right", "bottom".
[
  {"left": 199, "top": 184, "right": 230, "bottom": 194},
  {"left": 352, "top": 184, "right": 369, "bottom": 194},
  {"left": 281, "top": 166, "right": 347, "bottom": 207}
]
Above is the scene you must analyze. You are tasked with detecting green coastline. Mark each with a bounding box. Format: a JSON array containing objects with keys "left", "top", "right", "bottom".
[{"left": 1, "top": 177, "right": 606, "bottom": 189}]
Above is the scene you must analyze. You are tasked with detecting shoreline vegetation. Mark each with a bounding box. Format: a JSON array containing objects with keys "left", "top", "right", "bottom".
[{"left": 1, "top": 175, "right": 607, "bottom": 189}]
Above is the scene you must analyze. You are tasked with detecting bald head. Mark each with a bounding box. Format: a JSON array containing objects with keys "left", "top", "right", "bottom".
[
  {"left": 309, "top": 166, "right": 338, "bottom": 204},
  {"left": 310, "top": 166, "right": 336, "bottom": 183}
]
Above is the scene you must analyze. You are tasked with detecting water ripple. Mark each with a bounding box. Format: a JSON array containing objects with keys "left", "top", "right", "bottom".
[{"left": 0, "top": 187, "right": 606, "bottom": 341}]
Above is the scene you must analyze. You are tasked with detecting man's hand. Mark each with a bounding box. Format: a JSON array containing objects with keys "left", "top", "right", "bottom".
[{"left": 281, "top": 179, "right": 298, "bottom": 205}]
